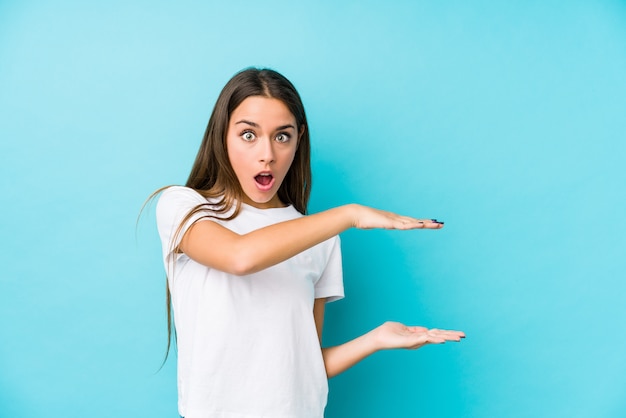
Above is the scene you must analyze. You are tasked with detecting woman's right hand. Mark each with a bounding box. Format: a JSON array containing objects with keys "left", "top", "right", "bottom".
[{"left": 347, "top": 204, "right": 444, "bottom": 230}]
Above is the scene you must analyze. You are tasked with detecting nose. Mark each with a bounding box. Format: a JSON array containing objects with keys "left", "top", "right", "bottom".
[{"left": 258, "top": 137, "right": 275, "bottom": 164}]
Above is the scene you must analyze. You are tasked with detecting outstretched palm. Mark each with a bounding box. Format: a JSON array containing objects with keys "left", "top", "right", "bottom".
[{"left": 372, "top": 321, "right": 465, "bottom": 350}]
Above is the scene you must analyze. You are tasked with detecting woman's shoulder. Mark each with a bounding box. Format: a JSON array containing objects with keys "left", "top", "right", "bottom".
[
  {"left": 157, "top": 186, "right": 196, "bottom": 206},
  {"left": 159, "top": 185, "right": 201, "bottom": 200},
  {"left": 156, "top": 186, "right": 219, "bottom": 215},
  {"left": 158, "top": 186, "right": 224, "bottom": 203}
]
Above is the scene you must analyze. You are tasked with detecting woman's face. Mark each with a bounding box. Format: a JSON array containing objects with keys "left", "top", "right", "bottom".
[{"left": 226, "top": 96, "right": 299, "bottom": 209}]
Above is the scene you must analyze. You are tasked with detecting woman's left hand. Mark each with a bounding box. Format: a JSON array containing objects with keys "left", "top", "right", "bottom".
[{"left": 370, "top": 321, "right": 465, "bottom": 350}]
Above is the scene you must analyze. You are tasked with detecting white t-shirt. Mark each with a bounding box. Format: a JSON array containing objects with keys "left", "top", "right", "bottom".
[{"left": 156, "top": 186, "right": 344, "bottom": 418}]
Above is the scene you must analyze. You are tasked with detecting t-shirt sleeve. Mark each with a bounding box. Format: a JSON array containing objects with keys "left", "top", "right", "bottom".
[
  {"left": 155, "top": 186, "right": 215, "bottom": 262},
  {"left": 314, "top": 236, "right": 344, "bottom": 303}
]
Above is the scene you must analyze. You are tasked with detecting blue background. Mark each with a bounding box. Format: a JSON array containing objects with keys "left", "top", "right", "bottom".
[{"left": 1, "top": 1, "right": 625, "bottom": 417}]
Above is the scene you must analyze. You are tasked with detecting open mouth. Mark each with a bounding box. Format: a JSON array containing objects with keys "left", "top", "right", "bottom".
[{"left": 254, "top": 173, "right": 274, "bottom": 189}]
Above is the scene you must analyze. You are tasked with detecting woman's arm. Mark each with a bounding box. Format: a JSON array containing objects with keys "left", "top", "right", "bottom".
[
  {"left": 313, "top": 299, "right": 465, "bottom": 378},
  {"left": 180, "top": 204, "right": 442, "bottom": 275}
]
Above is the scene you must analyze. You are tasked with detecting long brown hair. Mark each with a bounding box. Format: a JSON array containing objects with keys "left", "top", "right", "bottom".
[{"left": 161, "top": 68, "right": 312, "bottom": 363}]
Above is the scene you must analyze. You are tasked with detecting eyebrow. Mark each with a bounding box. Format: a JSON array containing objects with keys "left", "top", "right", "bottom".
[{"left": 235, "top": 120, "right": 296, "bottom": 131}]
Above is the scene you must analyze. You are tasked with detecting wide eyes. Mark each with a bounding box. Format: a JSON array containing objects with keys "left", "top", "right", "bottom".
[
  {"left": 242, "top": 131, "right": 256, "bottom": 142},
  {"left": 240, "top": 130, "right": 291, "bottom": 143},
  {"left": 275, "top": 133, "right": 290, "bottom": 143}
]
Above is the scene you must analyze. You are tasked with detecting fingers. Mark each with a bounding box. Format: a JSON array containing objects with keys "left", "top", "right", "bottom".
[
  {"left": 419, "top": 219, "right": 444, "bottom": 229},
  {"left": 425, "top": 328, "right": 466, "bottom": 343},
  {"left": 404, "top": 327, "right": 465, "bottom": 348},
  {"left": 393, "top": 217, "right": 444, "bottom": 230}
]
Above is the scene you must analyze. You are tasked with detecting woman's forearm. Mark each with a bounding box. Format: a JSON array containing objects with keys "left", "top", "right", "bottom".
[
  {"left": 322, "top": 330, "right": 379, "bottom": 378},
  {"left": 232, "top": 205, "right": 355, "bottom": 274}
]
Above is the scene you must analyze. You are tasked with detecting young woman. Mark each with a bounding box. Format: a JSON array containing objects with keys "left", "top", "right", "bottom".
[{"left": 155, "top": 68, "right": 464, "bottom": 418}]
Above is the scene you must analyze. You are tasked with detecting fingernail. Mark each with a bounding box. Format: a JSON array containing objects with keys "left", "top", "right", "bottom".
[{"left": 431, "top": 219, "right": 438, "bottom": 222}]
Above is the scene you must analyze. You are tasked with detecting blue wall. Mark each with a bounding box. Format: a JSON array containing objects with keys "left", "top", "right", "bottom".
[{"left": 1, "top": 1, "right": 625, "bottom": 417}]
